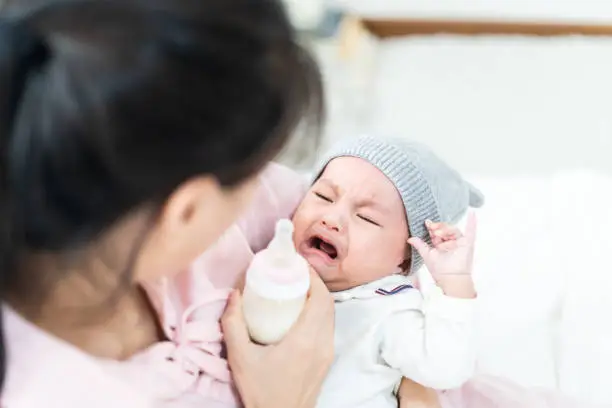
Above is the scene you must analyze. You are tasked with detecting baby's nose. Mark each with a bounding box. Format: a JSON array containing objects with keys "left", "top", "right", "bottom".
[{"left": 321, "top": 216, "right": 341, "bottom": 232}]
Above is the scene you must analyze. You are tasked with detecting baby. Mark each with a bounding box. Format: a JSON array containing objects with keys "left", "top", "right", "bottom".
[
  {"left": 129, "top": 135, "right": 483, "bottom": 408},
  {"left": 292, "top": 135, "right": 483, "bottom": 407}
]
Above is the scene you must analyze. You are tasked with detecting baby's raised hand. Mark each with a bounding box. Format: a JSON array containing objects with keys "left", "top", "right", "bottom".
[{"left": 408, "top": 213, "right": 477, "bottom": 299}]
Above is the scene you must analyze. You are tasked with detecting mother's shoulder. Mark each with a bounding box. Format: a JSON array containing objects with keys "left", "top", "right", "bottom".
[{"left": 237, "top": 163, "right": 309, "bottom": 253}]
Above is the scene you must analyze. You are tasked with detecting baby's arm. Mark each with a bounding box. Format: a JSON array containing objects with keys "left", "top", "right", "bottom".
[
  {"left": 380, "top": 289, "right": 476, "bottom": 390},
  {"left": 383, "top": 216, "right": 479, "bottom": 389}
]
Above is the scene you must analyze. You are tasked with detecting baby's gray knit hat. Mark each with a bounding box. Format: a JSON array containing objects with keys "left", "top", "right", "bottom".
[{"left": 312, "top": 135, "right": 484, "bottom": 274}]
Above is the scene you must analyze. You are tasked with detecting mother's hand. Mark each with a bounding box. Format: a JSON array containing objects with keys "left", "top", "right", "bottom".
[
  {"left": 398, "top": 377, "right": 442, "bottom": 408},
  {"left": 221, "top": 269, "right": 335, "bottom": 408}
]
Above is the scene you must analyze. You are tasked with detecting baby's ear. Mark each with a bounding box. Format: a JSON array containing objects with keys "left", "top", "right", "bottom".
[
  {"left": 398, "top": 259, "right": 410, "bottom": 274},
  {"left": 397, "top": 244, "right": 411, "bottom": 275}
]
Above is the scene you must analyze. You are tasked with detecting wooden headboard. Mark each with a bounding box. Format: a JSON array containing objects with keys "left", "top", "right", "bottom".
[
  {"left": 360, "top": 18, "right": 612, "bottom": 38},
  {"left": 332, "top": 16, "right": 612, "bottom": 60}
]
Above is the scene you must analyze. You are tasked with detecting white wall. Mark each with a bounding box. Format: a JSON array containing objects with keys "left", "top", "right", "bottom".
[{"left": 368, "top": 35, "right": 612, "bottom": 177}]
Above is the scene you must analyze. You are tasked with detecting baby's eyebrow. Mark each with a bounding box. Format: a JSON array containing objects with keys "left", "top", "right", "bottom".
[
  {"left": 358, "top": 198, "right": 389, "bottom": 214},
  {"left": 317, "top": 178, "right": 339, "bottom": 192}
]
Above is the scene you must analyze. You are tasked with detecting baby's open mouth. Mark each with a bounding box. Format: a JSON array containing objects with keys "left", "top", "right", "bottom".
[{"left": 308, "top": 236, "right": 338, "bottom": 260}]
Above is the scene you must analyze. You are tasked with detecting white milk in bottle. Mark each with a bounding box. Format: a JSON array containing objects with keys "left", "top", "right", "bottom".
[{"left": 242, "top": 219, "right": 310, "bottom": 345}]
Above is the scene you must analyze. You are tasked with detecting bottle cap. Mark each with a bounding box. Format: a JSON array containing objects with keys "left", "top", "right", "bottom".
[{"left": 245, "top": 219, "right": 310, "bottom": 300}]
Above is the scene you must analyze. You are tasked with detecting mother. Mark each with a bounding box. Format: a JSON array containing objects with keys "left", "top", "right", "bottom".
[{"left": 0, "top": 0, "right": 333, "bottom": 406}]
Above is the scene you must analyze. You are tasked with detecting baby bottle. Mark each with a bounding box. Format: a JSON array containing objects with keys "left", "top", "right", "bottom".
[{"left": 242, "top": 219, "right": 310, "bottom": 345}]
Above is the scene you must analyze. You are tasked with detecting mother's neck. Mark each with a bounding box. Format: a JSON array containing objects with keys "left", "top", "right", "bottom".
[{"left": 9, "top": 257, "right": 163, "bottom": 360}]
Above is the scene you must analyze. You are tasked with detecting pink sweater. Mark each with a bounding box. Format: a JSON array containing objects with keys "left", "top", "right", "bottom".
[{"left": 2, "top": 163, "right": 307, "bottom": 407}]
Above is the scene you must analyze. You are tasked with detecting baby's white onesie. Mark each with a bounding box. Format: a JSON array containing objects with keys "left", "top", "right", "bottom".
[{"left": 316, "top": 274, "right": 476, "bottom": 408}]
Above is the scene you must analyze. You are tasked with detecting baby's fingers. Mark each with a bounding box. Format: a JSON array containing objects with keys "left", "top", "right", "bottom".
[
  {"left": 464, "top": 212, "right": 477, "bottom": 244},
  {"left": 425, "top": 219, "right": 441, "bottom": 232},
  {"left": 427, "top": 221, "right": 461, "bottom": 242},
  {"left": 425, "top": 221, "right": 444, "bottom": 246},
  {"left": 435, "top": 240, "right": 459, "bottom": 252},
  {"left": 408, "top": 237, "right": 432, "bottom": 261}
]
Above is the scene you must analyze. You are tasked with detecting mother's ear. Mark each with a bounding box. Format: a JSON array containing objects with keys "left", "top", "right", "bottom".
[{"left": 134, "top": 175, "right": 249, "bottom": 282}]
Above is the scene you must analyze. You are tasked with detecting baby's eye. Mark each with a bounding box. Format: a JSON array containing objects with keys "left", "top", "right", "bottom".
[
  {"left": 315, "top": 192, "right": 333, "bottom": 203},
  {"left": 358, "top": 214, "right": 380, "bottom": 226}
]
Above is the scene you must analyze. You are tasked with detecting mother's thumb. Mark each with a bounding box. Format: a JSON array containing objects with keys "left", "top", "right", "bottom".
[{"left": 221, "top": 290, "right": 251, "bottom": 349}]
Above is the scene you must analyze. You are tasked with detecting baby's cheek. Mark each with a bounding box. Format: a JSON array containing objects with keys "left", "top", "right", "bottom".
[
  {"left": 290, "top": 211, "right": 307, "bottom": 243},
  {"left": 350, "top": 246, "right": 392, "bottom": 278}
]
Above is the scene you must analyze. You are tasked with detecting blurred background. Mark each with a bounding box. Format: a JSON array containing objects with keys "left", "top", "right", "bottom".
[
  {"left": 280, "top": 0, "right": 612, "bottom": 176},
  {"left": 278, "top": 0, "right": 612, "bottom": 405}
]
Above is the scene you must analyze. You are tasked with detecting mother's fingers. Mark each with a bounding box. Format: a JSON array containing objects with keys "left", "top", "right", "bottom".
[
  {"left": 303, "top": 269, "right": 334, "bottom": 320},
  {"left": 293, "top": 270, "right": 334, "bottom": 333},
  {"left": 221, "top": 290, "right": 255, "bottom": 357},
  {"left": 307, "top": 269, "right": 334, "bottom": 308}
]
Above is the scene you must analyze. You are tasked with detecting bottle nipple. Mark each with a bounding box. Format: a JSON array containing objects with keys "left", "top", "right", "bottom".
[{"left": 269, "top": 219, "right": 296, "bottom": 257}]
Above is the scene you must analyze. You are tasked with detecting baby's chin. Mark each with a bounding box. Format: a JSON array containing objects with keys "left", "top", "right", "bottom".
[
  {"left": 324, "top": 278, "right": 361, "bottom": 293},
  {"left": 307, "top": 264, "right": 354, "bottom": 292},
  {"left": 295, "top": 241, "right": 352, "bottom": 291}
]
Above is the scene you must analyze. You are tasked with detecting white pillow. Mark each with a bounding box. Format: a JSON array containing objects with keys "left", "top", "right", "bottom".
[{"left": 553, "top": 170, "right": 612, "bottom": 404}]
